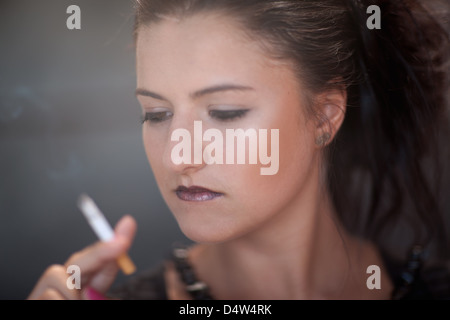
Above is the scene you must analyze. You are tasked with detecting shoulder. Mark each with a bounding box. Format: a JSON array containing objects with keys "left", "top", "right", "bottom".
[
  {"left": 108, "top": 262, "right": 168, "bottom": 300},
  {"left": 381, "top": 246, "right": 450, "bottom": 300}
]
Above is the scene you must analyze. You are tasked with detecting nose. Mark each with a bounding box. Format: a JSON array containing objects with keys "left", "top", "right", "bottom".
[{"left": 162, "top": 117, "right": 206, "bottom": 174}]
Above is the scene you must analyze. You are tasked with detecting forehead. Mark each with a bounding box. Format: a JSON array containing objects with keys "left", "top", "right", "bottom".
[{"left": 135, "top": 14, "right": 297, "bottom": 93}]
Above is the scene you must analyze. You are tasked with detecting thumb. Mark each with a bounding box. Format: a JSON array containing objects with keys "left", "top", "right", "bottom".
[
  {"left": 114, "top": 215, "right": 137, "bottom": 246},
  {"left": 86, "top": 215, "right": 137, "bottom": 296},
  {"left": 114, "top": 215, "right": 138, "bottom": 274}
]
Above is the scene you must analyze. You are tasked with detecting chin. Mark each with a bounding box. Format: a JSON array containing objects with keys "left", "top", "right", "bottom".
[
  {"left": 175, "top": 218, "right": 242, "bottom": 244},
  {"left": 178, "top": 224, "right": 229, "bottom": 244}
]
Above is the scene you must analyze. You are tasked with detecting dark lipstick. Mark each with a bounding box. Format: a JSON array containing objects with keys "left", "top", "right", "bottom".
[{"left": 175, "top": 186, "right": 223, "bottom": 201}]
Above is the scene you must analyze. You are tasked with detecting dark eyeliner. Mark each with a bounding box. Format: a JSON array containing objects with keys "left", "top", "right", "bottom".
[
  {"left": 141, "top": 111, "right": 172, "bottom": 124},
  {"left": 209, "top": 109, "right": 249, "bottom": 121}
]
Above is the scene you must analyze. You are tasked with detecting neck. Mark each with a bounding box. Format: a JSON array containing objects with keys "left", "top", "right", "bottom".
[{"left": 189, "top": 162, "right": 391, "bottom": 299}]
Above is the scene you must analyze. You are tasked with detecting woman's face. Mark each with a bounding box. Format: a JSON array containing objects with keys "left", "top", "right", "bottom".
[{"left": 136, "top": 14, "right": 319, "bottom": 243}]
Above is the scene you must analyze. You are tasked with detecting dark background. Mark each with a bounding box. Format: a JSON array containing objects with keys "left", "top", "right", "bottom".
[
  {"left": 0, "top": 0, "right": 448, "bottom": 300},
  {"left": 0, "top": 0, "right": 191, "bottom": 299}
]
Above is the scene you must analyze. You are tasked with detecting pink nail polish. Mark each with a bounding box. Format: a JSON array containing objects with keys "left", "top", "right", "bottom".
[{"left": 86, "top": 287, "right": 106, "bottom": 300}]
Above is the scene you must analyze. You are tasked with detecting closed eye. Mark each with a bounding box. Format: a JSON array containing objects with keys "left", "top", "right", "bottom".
[
  {"left": 209, "top": 109, "right": 249, "bottom": 121},
  {"left": 141, "top": 111, "right": 173, "bottom": 124}
]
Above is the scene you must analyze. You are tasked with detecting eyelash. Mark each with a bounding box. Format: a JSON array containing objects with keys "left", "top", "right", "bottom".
[
  {"left": 208, "top": 109, "right": 249, "bottom": 121},
  {"left": 141, "top": 109, "right": 249, "bottom": 124},
  {"left": 141, "top": 111, "right": 172, "bottom": 124}
]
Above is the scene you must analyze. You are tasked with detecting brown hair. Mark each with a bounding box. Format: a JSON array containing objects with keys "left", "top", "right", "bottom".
[{"left": 134, "top": 0, "right": 450, "bottom": 258}]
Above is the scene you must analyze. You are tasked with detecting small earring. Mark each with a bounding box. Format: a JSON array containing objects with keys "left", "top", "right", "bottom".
[{"left": 315, "top": 132, "right": 331, "bottom": 147}]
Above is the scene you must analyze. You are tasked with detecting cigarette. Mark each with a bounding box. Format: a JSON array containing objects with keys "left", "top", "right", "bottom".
[{"left": 77, "top": 193, "right": 136, "bottom": 275}]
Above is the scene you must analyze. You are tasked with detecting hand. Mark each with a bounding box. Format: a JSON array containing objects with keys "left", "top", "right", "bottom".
[{"left": 27, "top": 215, "right": 137, "bottom": 300}]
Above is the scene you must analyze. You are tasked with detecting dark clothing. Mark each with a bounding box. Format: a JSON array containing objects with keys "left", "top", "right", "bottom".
[
  {"left": 109, "top": 246, "right": 450, "bottom": 300},
  {"left": 110, "top": 262, "right": 168, "bottom": 300}
]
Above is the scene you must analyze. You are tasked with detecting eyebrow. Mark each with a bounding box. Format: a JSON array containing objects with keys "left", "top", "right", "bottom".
[{"left": 135, "top": 84, "right": 254, "bottom": 101}]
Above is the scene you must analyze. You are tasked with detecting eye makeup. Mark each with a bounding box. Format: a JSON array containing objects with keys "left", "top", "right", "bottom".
[
  {"left": 141, "top": 111, "right": 173, "bottom": 124},
  {"left": 208, "top": 109, "right": 249, "bottom": 121},
  {"left": 141, "top": 108, "right": 250, "bottom": 125}
]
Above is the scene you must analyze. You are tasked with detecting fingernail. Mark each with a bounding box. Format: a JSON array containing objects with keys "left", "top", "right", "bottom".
[{"left": 86, "top": 287, "right": 106, "bottom": 300}]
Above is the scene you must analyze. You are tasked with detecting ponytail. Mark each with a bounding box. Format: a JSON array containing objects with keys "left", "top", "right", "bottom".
[{"left": 329, "top": 0, "right": 449, "bottom": 257}]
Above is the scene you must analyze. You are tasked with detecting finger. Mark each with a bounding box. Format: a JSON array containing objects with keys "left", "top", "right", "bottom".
[
  {"left": 64, "top": 215, "right": 136, "bottom": 272},
  {"left": 87, "top": 215, "right": 138, "bottom": 293},
  {"left": 28, "top": 265, "right": 81, "bottom": 300},
  {"left": 84, "top": 260, "right": 120, "bottom": 294},
  {"left": 64, "top": 237, "right": 129, "bottom": 285},
  {"left": 114, "top": 215, "right": 137, "bottom": 243},
  {"left": 39, "top": 288, "right": 65, "bottom": 300},
  {"left": 63, "top": 216, "right": 136, "bottom": 291},
  {"left": 29, "top": 216, "right": 137, "bottom": 300},
  {"left": 83, "top": 286, "right": 109, "bottom": 300}
]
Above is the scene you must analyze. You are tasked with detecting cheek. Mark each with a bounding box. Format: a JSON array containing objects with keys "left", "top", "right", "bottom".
[
  {"left": 142, "top": 129, "right": 154, "bottom": 166},
  {"left": 142, "top": 127, "right": 167, "bottom": 181},
  {"left": 224, "top": 117, "right": 316, "bottom": 218}
]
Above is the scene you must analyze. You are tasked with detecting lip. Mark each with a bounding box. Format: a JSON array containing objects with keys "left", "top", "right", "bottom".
[{"left": 175, "top": 185, "right": 224, "bottom": 202}]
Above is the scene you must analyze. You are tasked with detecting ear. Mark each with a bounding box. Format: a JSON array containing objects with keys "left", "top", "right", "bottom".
[{"left": 314, "top": 87, "right": 347, "bottom": 147}]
